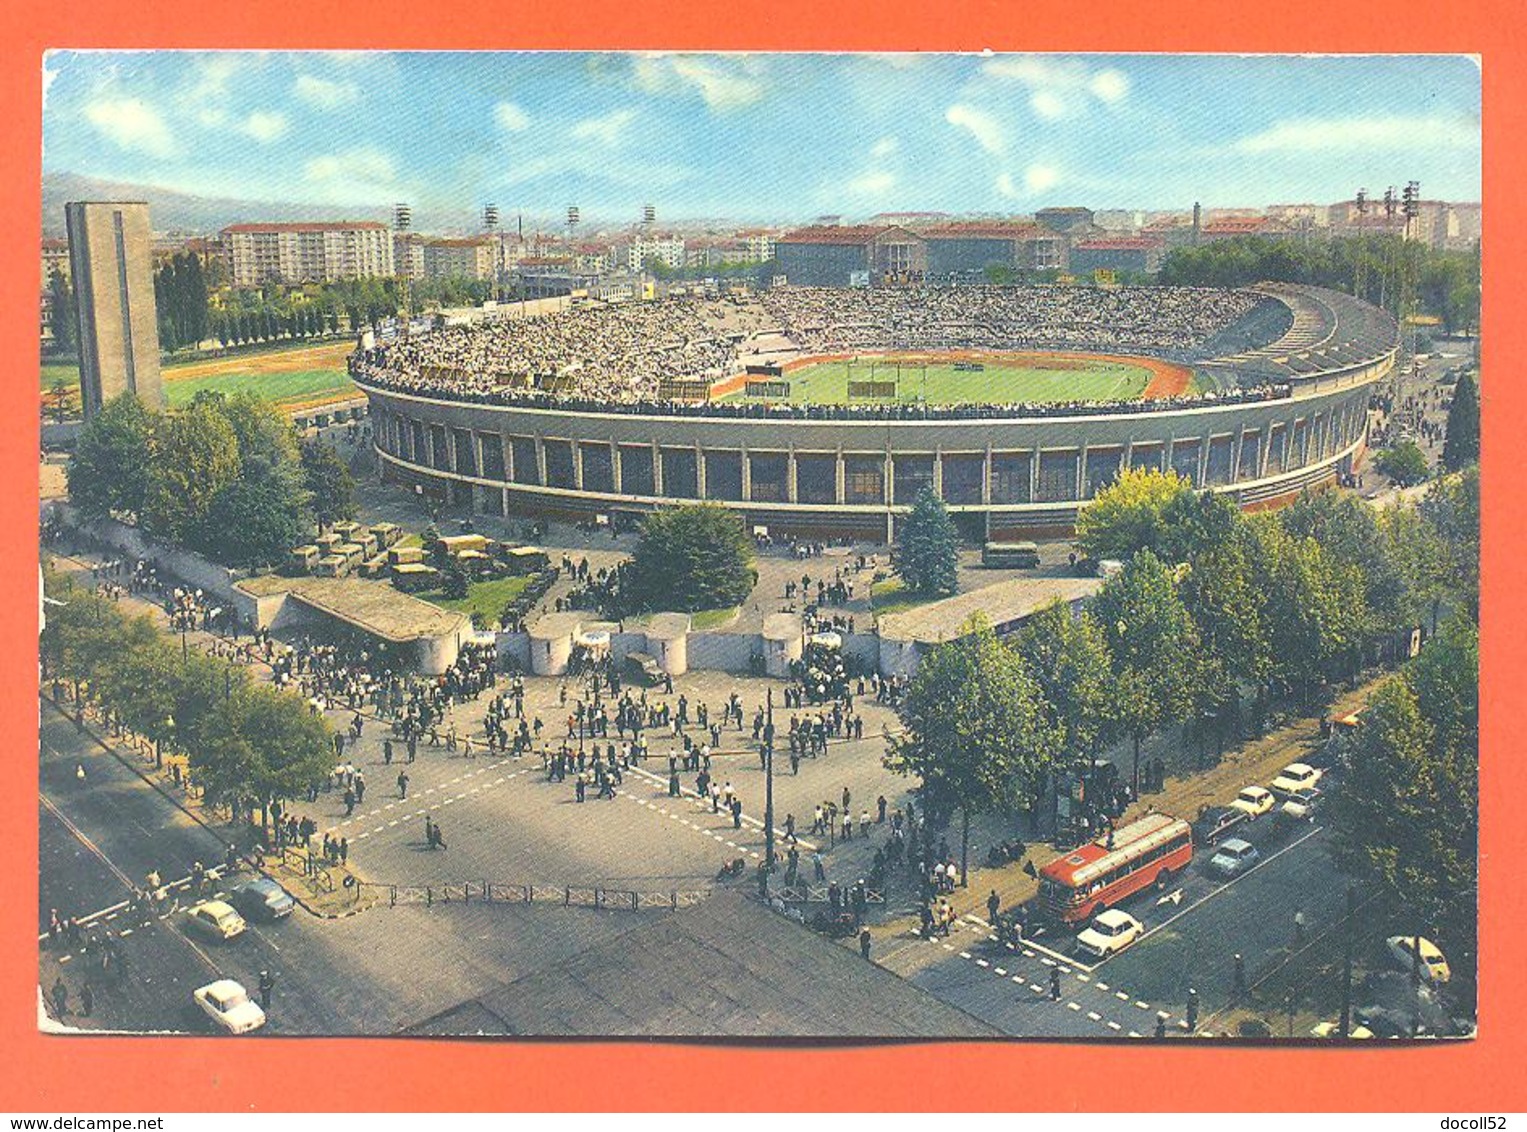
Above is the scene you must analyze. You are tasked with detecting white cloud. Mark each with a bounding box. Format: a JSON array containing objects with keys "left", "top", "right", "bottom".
[
  {"left": 571, "top": 107, "right": 638, "bottom": 145},
  {"left": 239, "top": 111, "right": 288, "bottom": 143},
  {"left": 1030, "top": 90, "right": 1066, "bottom": 120},
  {"left": 494, "top": 101, "right": 531, "bottom": 132},
  {"left": 190, "top": 56, "right": 243, "bottom": 101},
  {"left": 1025, "top": 164, "right": 1060, "bottom": 192},
  {"left": 847, "top": 169, "right": 896, "bottom": 197},
  {"left": 305, "top": 148, "right": 397, "bottom": 185},
  {"left": 945, "top": 104, "right": 1005, "bottom": 155},
  {"left": 83, "top": 97, "right": 174, "bottom": 157},
  {"left": 632, "top": 55, "right": 765, "bottom": 110},
  {"left": 871, "top": 135, "right": 899, "bottom": 159},
  {"left": 981, "top": 55, "right": 1131, "bottom": 118},
  {"left": 196, "top": 107, "right": 227, "bottom": 128},
  {"left": 1233, "top": 114, "right": 1478, "bottom": 154},
  {"left": 294, "top": 75, "right": 360, "bottom": 110},
  {"left": 1089, "top": 68, "right": 1130, "bottom": 104},
  {"left": 996, "top": 164, "right": 1060, "bottom": 198}
]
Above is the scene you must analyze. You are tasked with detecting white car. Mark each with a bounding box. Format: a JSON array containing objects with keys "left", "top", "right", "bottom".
[
  {"left": 1386, "top": 935, "right": 1452, "bottom": 984},
  {"left": 1075, "top": 909, "right": 1144, "bottom": 958},
  {"left": 1229, "top": 786, "right": 1275, "bottom": 819},
  {"left": 185, "top": 900, "right": 247, "bottom": 942},
  {"left": 1272, "top": 762, "right": 1324, "bottom": 796},
  {"left": 193, "top": 979, "right": 266, "bottom": 1034}
]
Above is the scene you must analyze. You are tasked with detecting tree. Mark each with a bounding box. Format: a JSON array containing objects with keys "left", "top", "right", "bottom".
[
  {"left": 141, "top": 399, "right": 241, "bottom": 543},
  {"left": 1421, "top": 468, "right": 1479, "bottom": 621},
  {"left": 1376, "top": 441, "right": 1431, "bottom": 487},
  {"left": 47, "top": 267, "right": 77, "bottom": 356},
  {"left": 301, "top": 439, "right": 358, "bottom": 530},
  {"left": 1090, "top": 550, "right": 1200, "bottom": 797},
  {"left": 1074, "top": 467, "right": 1194, "bottom": 563},
  {"left": 1442, "top": 371, "right": 1479, "bottom": 471},
  {"left": 441, "top": 557, "right": 469, "bottom": 601},
  {"left": 885, "top": 614, "right": 1058, "bottom": 885},
  {"left": 894, "top": 487, "right": 959, "bottom": 596},
  {"left": 67, "top": 393, "right": 157, "bottom": 521},
  {"left": 1249, "top": 519, "right": 1365, "bottom": 703},
  {"left": 197, "top": 477, "right": 309, "bottom": 569},
  {"left": 625, "top": 504, "right": 756, "bottom": 613},
  {"left": 1017, "top": 602, "right": 1116, "bottom": 767},
  {"left": 1179, "top": 527, "right": 1269, "bottom": 747},
  {"left": 1328, "top": 616, "right": 1478, "bottom": 977}
]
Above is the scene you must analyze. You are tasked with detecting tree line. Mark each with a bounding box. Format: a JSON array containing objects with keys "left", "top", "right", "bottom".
[
  {"left": 888, "top": 466, "right": 1479, "bottom": 890},
  {"left": 1159, "top": 233, "right": 1480, "bottom": 336},
  {"left": 41, "top": 567, "right": 333, "bottom": 836},
  {"left": 67, "top": 391, "right": 358, "bottom": 569}
]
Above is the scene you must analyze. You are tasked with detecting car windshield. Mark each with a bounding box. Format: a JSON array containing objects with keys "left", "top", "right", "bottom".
[
  {"left": 212, "top": 989, "right": 246, "bottom": 1010},
  {"left": 1238, "top": 790, "right": 1259, "bottom": 802}
]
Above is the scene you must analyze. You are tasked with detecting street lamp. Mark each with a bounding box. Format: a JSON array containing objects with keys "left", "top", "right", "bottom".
[{"left": 762, "top": 686, "right": 775, "bottom": 897}]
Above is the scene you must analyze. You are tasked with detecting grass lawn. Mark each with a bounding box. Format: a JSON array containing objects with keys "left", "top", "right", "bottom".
[
  {"left": 869, "top": 577, "right": 942, "bottom": 619},
  {"left": 163, "top": 367, "right": 355, "bottom": 408},
  {"left": 416, "top": 574, "right": 532, "bottom": 624},
  {"left": 690, "top": 606, "right": 740, "bottom": 630},
  {"left": 721, "top": 354, "right": 1153, "bottom": 406},
  {"left": 41, "top": 362, "right": 79, "bottom": 394}
]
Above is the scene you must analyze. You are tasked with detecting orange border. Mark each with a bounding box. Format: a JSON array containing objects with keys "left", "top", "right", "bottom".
[{"left": 4, "top": 7, "right": 1520, "bottom": 1115}]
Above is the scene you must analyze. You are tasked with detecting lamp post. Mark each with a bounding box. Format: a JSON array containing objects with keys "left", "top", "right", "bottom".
[{"left": 762, "top": 686, "right": 775, "bottom": 897}]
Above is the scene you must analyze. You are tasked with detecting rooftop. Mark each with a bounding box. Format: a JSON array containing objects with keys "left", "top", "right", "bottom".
[
  {"left": 236, "top": 575, "right": 468, "bottom": 643},
  {"left": 404, "top": 893, "right": 999, "bottom": 1037},
  {"left": 878, "top": 575, "right": 1103, "bottom": 645},
  {"left": 1073, "top": 237, "right": 1165, "bottom": 251},
  {"left": 222, "top": 221, "right": 389, "bottom": 234},
  {"left": 777, "top": 225, "right": 896, "bottom": 246}
]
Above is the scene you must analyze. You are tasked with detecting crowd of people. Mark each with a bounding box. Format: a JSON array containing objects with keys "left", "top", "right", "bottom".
[{"left": 350, "top": 285, "right": 1301, "bottom": 421}]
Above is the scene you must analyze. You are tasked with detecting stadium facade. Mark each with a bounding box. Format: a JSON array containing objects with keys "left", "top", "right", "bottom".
[{"left": 356, "top": 283, "right": 1397, "bottom": 542}]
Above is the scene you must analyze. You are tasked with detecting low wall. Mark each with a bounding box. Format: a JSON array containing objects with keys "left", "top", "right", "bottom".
[{"left": 687, "top": 631, "right": 758, "bottom": 674}]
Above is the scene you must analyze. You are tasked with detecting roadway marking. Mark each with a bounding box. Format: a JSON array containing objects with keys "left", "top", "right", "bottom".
[
  {"left": 1087, "top": 1011, "right": 1102, "bottom": 1021},
  {"left": 1067, "top": 1002, "right": 1081, "bottom": 1012}
]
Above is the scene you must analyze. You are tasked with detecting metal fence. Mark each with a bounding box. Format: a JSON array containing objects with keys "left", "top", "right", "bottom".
[
  {"left": 357, "top": 880, "right": 710, "bottom": 912},
  {"left": 775, "top": 884, "right": 884, "bottom": 905}
]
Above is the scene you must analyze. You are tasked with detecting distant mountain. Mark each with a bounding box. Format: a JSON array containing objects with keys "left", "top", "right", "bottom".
[{"left": 41, "top": 171, "right": 393, "bottom": 236}]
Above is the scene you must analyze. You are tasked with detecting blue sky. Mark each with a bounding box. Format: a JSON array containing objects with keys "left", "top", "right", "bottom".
[{"left": 41, "top": 52, "right": 1481, "bottom": 225}]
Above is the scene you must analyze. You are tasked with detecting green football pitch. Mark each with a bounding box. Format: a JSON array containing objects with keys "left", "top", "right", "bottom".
[{"left": 721, "top": 355, "right": 1155, "bottom": 406}]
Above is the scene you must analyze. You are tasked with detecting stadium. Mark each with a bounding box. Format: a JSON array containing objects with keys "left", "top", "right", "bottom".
[{"left": 352, "top": 282, "right": 1398, "bottom": 541}]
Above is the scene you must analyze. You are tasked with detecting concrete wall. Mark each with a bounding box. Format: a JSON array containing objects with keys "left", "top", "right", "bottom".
[{"left": 687, "top": 631, "right": 758, "bottom": 674}]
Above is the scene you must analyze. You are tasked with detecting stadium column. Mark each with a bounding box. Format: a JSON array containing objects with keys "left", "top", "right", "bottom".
[
  {"left": 787, "top": 448, "right": 798, "bottom": 505},
  {"left": 1229, "top": 432, "right": 1243, "bottom": 486},
  {"left": 572, "top": 440, "right": 584, "bottom": 491},
  {"left": 1076, "top": 444, "right": 1088, "bottom": 501},
  {"left": 1197, "top": 434, "right": 1210, "bottom": 489},
  {"left": 883, "top": 449, "right": 894, "bottom": 545},
  {"left": 834, "top": 448, "right": 845, "bottom": 505},
  {"left": 932, "top": 447, "right": 944, "bottom": 500},
  {"left": 503, "top": 431, "right": 515, "bottom": 483},
  {"left": 741, "top": 444, "right": 752, "bottom": 501},
  {"left": 1029, "top": 449, "right": 1040, "bottom": 502},
  {"left": 695, "top": 443, "right": 707, "bottom": 498},
  {"left": 535, "top": 435, "right": 548, "bottom": 488},
  {"left": 982, "top": 444, "right": 992, "bottom": 505},
  {"left": 610, "top": 437, "right": 623, "bottom": 495},
  {"left": 1123, "top": 441, "right": 1134, "bottom": 474},
  {"left": 651, "top": 441, "right": 664, "bottom": 496}
]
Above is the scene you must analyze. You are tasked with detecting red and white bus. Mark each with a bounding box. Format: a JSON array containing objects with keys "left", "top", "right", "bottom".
[{"left": 1038, "top": 812, "right": 1194, "bottom": 924}]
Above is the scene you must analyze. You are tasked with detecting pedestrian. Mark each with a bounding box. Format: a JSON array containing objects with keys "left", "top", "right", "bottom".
[
  {"left": 339, "top": 837, "right": 348, "bottom": 865},
  {"left": 987, "top": 889, "right": 1001, "bottom": 924},
  {"left": 257, "top": 969, "right": 274, "bottom": 1011},
  {"left": 1294, "top": 908, "right": 1307, "bottom": 947},
  {"left": 80, "top": 982, "right": 93, "bottom": 1018},
  {"left": 398, "top": 771, "right": 409, "bottom": 798},
  {"left": 1050, "top": 968, "right": 1062, "bottom": 1001},
  {"left": 1155, "top": 1012, "right": 1168, "bottom": 1039},
  {"left": 343, "top": 788, "right": 355, "bottom": 816},
  {"left": 859, "top": 927, "right": 872, "bottom": 961},
  {"left": 50, "top": 977, "right": 69, "bottom": 1018},
  {"left": 877, "top": 795, "right": 887, "bottom": 823},
  {"left": 731, "top": 797, "right": 743, "bottom": 830},
  {"left": 383, "top": 738, "right": 393, "bottom": 765},
  {"left": 1186, "top": 988, "right": 1199, "bottom": 1031}
]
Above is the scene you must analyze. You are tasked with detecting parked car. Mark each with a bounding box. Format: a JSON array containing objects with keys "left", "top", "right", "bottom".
[
  {"left": 227, "top": 877, "right": 295, "bottom": 922},
  {"left": 1277, "top": 784, "right": 1324, "bottom": 823},
  {"left": 1193, "top": 805, "right": 1250, "bottom": 846},
  {"left": 1075, "top": 909, "right": 1144, "bottom": 958},
  {"left": 1229, "top": 786, "right": 1276, "bottom": 819},
  {"left": 1271, "top": 762, "right": 1324, "bottom": 797},
  {"left": 1385, "top": 935, "right": 1451, "bottom": 984},
  {"left": 193, "top": 979, "right": 266, "bottom": 1034},
  {"left": 184, "top": 900, "right": 246, "bottom": 942},
  {"left": 1207, "top": 838, "right": 1261, "bottom": 878}
]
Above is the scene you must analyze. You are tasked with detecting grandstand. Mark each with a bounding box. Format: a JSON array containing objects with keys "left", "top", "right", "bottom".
[{"left": 353, "top": 282, "right": 1397, "bottom": 540}]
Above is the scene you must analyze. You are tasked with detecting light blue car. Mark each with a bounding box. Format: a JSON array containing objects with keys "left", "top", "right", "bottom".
[{"left": 1208, "top": 837, "right": 1260, "bottom": 878}]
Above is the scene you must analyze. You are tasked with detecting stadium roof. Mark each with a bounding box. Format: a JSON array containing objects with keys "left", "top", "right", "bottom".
[{"left": 222, "top": 220, "right": 389, "bottom": 234}]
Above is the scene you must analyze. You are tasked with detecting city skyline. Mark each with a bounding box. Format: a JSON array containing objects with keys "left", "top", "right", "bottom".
[{"left": 42, "top": 52, "right": 1481, "bottom": 223}]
